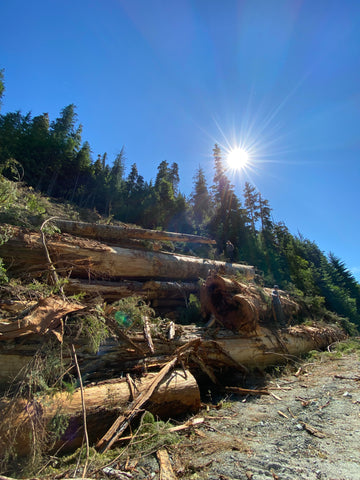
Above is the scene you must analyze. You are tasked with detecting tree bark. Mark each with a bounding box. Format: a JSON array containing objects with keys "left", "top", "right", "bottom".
[
  {"left": 0, "top": 226, "right": 255, "bottom": 281},
  {"left": 0, "top": 322, "right": 345, "bottom": 386},
  {"left": 64, "top": 278, "right": 199, "bottom": 301},
  {"left": 200, "top": 274, "right": 300, "bottom": 332},
  {"left": 0, "top": 369, "right": 200, "bottom": 456},
  {"left": 54, "top": 219, "right": 216, "bottom": 245}
]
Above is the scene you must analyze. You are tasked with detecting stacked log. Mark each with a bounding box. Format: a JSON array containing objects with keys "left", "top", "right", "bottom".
[{"left": 0, "top": 222, "right": 348, "bottom": 458}]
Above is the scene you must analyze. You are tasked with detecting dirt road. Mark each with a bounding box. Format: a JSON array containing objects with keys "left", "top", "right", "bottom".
[{"left": 164, "top": 351, "right": 360, "bottom": 480}]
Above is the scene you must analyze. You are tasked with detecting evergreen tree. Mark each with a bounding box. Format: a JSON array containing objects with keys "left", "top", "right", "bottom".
[
  {"left": 243, "top": 182, "right": 260, "bottom": 233},
  {"left": 111, "top": 147, "right": 126, "bottom": 191},
  {"left": 47, "top": 104, "right": 82, "bottom": 196},
  {"left": 190, "top": 166, "right": 212, "bottom": 232},
  {"left": 258, "top": 193, "right": 273, "bottom": 232},
  {"left": 209, "top": 144, "right": 246, "bottom": 257}
]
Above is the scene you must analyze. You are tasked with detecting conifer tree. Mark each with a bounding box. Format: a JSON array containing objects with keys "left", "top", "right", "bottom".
[
  {"left": 243, "top": 182, "right": 260, "bottom": 233},
  {"left": 209, "top": 144, "right": 245, "bottom": 256},
  {"left": 190, "top": 166, "right": 212, "bottom": 232}
]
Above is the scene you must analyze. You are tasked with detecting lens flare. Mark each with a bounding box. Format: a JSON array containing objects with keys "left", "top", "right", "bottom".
[{"left": 227, "top": 148, "right": 249, "bottom": 170}]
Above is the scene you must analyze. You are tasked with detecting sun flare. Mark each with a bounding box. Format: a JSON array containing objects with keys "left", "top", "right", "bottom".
[{"left": 226, "top": 148, "right": 249, "bottom": 170}]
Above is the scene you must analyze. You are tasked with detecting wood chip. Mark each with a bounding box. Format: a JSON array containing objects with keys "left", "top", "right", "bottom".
[
  {"left": 157, "top": 448, "right": 177, "bottom": 480},
  {"left": 300, "top": 421, "right": 326, "bottom": 438}
]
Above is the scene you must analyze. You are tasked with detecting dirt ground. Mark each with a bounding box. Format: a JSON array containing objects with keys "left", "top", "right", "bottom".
[{"left": 138, "top": 351, "right": 360, "bottom": 480}]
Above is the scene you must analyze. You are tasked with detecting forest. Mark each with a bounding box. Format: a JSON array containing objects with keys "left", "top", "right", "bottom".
[{"left": 0, "top": 69, "right": 359, "bottom": 330}]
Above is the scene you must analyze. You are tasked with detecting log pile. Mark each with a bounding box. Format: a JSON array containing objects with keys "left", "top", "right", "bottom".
[{"left": 0, "top": 221, "right": 347, "bottom": 458}]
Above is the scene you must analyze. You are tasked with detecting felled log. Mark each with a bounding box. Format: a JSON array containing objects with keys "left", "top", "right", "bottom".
[
  {"left": 0, "top": 369, "right": 200, "bottom": 456},
  {"left": 64, "top": 278, "right": 199, "bottom": 301},
  {"left": 0, "top": 226, "right": 255, "bottom": 281},
  {"left": 0, "top": 323, "right": 346, "bottom": 388},
  {"left": 54, "top": 219, "right": 216, "bottom": 245},
  {"left": 200, "top": 274, "right": 300, "bottom": 332}
]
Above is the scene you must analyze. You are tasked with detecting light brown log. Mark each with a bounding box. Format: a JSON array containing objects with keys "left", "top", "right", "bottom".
[
  {"left": 54, "top": 219, "right": 216, "bottom": 245},
  {"left": 0, "top": 369, "right": 200, "bottom": 456},
  {"left": 0, "top": 226, "right": 255, "bottom": 281},
  {"left": 0, "top": 322, "right": 346, "bottom": 386}
]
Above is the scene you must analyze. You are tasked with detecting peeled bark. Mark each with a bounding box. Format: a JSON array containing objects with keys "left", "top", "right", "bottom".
[
  {"left": 0, "top": 369, "right": 200, "bottom": 456},
  {"left": 0, "top": 296, "right": 84, "bottom": 341},
  {"left": 54, "top": 219, "right": 216, "bottom": 245},
  {"left": 0, "top": 226, "right": 255, "bottom": 281}
]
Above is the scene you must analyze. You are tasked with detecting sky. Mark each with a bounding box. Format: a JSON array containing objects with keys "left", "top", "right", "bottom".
[{"left": 1, "top": 0, "right": 360, "bottom": 280}]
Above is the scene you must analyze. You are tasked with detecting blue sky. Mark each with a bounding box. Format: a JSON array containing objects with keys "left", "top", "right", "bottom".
[{"left": 1, "top": 0, "right": 360, "bottom": 280}]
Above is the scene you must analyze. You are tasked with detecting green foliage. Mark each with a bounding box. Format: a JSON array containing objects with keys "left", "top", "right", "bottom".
[
  {"left": 127, "top": 411, "right": 179, "bottom": 456},
  {"left": 0, "top": 171, "right": 18, "bottom": 209},
  {"left": 26, "top": 192, "right": 46, "bottom": 214},
  {"left": 112, "top": 296, "right": 157, "bottom": 329},
  {"left": 332, "top": 338, "right": 360, "bottom": 356},
  {"left": 0, "top": 257, "right": 8, "bottom": 283},
  {"left": 48, "top": 412, "right": 70, "bottom": 442},
  {"left": 79, "top": 307, "right": 109, "bottom": 353}
]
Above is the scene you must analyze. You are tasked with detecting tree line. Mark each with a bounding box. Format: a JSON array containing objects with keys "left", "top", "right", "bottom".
[{"left": 0, "top": 77, "right": 359, "bottom": 329}]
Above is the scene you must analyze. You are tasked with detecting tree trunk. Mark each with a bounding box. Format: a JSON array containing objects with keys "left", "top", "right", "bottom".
[
  {"left": 0, "top": 226, "right": 255, "bottom": 281},
  {"left": 64, "top": 278, "right": 199, "bottom": 301},
  {"left": 54, "top": 219, "right": 216, "bottom": 245},
  {"left": 200, "top": 274, "right": 300, "bottom": 332},
  {"left": 0, "top": 369, "right": 200, "bottom": 456},
  {"left": 0, "top": 322, "right": 345, "bottom": 386}
]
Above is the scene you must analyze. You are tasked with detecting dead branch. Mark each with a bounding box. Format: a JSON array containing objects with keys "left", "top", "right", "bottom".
[
  {"left": 225, "top": 386, "right": 270, "bottom": 396},
  {"left": 300, "top": 421, "right": 326, "bottom": 438},
  {"left": 71, "top": 344, "right": 90, "bottom": 478},
  {"left": 97, "top": 341, "right": 198, "bottom": 452},
  {"left": 143, "top": 315, "right": 155, "bottom": 353}
]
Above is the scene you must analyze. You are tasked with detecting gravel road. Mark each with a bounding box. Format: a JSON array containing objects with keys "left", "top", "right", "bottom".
[
  {"left": 171, "top": 352, "right": 360, "bottom": 480},
  {"left": 136, "top": 351, "right": 360, "bottom": 480}
]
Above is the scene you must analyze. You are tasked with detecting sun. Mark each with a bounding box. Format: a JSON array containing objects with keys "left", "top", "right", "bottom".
[{"left": 226, "top": 148, "right": 249, "bottom": 170}]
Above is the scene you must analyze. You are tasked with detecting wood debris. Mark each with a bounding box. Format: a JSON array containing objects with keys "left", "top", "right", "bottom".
[
  {"left": 300, "top": 421, "right": 326, "bottom": 438},
  {"left": 156, "top": 448, "right": 177, "bottom": 480}
]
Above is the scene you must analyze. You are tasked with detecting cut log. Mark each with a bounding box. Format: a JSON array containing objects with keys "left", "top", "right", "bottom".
[
  {"left": 200, "top": 274, "right": 300, "bottom": 332},
  {"left": 54, "top": 219, "right": 216, "bottom": 245},
  {"left": 0, "top": 320, "right": 346, "bottom": 387},
  {"left": 0, "top": 226, "right": 255, "bottom": 281},
  {"left": 0, "top": 369, "right": 200, "bottom": 456},
  {"left": 64, "top": 278, "right": 199, "bottom": 301}
]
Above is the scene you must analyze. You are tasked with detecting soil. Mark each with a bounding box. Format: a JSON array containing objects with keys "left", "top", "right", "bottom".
[{"left": 138, "top": 351, "right": 360, "bottom": 480}]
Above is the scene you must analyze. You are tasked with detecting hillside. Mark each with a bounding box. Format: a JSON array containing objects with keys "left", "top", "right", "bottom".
[{"left": 0, "top": 176, "right": 355, "bottom": 477}]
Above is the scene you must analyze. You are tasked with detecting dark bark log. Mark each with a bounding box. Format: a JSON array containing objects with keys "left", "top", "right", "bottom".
[
  {"left": 200, "top": 274, "right": 300, "bottom": 332},
  {"left": 63, "top": 278, "right": 199, "bottom": 301}
]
